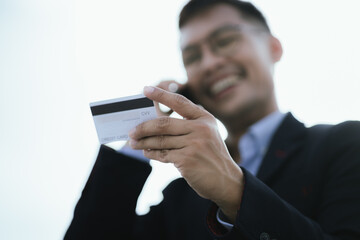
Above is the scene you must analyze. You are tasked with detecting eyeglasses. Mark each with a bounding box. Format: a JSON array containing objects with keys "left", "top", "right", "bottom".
[{"left": 181, "top": 25, "right": 263, "bottom": 72}]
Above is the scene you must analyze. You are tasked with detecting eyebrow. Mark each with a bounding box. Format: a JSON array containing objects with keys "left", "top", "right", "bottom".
[{"left": 181, "top": 24, "right": 242, "bottom": 52}]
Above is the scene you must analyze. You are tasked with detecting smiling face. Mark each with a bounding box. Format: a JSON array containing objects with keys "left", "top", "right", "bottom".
[{"left": 180, "top": 4, "right": 282, "bottom": 129}]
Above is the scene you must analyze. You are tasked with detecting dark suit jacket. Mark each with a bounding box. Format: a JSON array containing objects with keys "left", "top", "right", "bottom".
[{"left": 64, "top": 113, "right": 360, "bottom": 239}]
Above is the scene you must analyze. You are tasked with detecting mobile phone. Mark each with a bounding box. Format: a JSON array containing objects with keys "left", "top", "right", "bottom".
[
  {"left": 158, "top": 84, "right": 198, "bottom": 115},
  {"left": 177, "top": 85, "right": 197, "bottom": 104}
]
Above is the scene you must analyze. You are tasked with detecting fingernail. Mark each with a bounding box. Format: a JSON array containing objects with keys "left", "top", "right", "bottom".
[
  {"left": 144, "top": 86, "right": 155, "bottom": 95},
  {"left": 168, "top": 83, "right": 178, "bottom": 93}
]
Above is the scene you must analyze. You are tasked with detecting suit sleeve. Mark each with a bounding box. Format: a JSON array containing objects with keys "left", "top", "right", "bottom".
[
  {"left": 207, "top": 121, "right": 360, "bottom": 240},
  {"left": 64, "top": 145, "right": 152, "bottom": 240}
]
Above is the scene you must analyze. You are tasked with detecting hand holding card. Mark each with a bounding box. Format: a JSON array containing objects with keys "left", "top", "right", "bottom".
[{"left": 90, "top": 94, "right": 157, "bottom": 144}]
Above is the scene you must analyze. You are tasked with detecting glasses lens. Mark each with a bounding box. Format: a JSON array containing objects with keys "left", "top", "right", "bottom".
[
  {"left": 182, "top": 27, "right": 245, "bottom": 69},
  {"left": 211, "top": 29, "right": 242, "bottom": 57}
]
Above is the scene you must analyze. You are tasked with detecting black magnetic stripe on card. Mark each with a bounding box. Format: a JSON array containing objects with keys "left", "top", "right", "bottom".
[{"left": 91, "top": 97, "right": 154, "bottom": 116}]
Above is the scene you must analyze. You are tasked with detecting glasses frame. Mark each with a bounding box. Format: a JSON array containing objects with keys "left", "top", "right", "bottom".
[{"left": 181, "top": 24, "right": 266, "bottom": 73}]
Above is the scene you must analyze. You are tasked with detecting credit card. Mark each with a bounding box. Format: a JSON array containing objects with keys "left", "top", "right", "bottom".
[{"left": 90, "top": 94, "right": 157, "bottom": 144}]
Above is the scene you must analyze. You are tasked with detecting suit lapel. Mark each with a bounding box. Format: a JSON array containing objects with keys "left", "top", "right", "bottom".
[{"left": 256, "top": 113, "right": 307, "bottom": 183}]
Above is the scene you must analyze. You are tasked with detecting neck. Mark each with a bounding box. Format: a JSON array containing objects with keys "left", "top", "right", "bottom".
[{"left": 223, "top": 101, "right": 279, "bottom": 160}]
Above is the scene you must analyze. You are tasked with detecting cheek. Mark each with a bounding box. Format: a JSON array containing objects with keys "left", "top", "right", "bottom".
[
  {"left": 243, "top": 38, "right": 274, "bottom": 69},
  {"left": 247, "top": 52, "right": 274, "bottom": 87}
]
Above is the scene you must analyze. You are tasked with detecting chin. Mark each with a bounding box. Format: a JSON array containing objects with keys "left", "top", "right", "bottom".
[
  {"left": 211, "top": 106, "right": 242, "bottom": 121},
  {"left": 218, "top": 102, "right": 260, "bottom": 122}
]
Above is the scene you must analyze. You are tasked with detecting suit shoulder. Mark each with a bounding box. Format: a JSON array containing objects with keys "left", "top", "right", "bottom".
[
  {"left": 328, "top": 121, "right": 360, "bottom": 141},
  {"left": 333, "top": 120, "right": 360, "bottom": 132},
  {"left": 310, "top": 121, "right": 360, "bottom": 138},
  {"left": 312, "top": 121, "right": 360, "bottom": 162},
  {"left": 305, "top": 121, "right": 360, "bottom": 163}
]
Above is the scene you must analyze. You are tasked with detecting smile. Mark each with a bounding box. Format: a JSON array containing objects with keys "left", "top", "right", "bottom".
[{"left": 210, "top": 75, "right": 240, "bottom": 96}]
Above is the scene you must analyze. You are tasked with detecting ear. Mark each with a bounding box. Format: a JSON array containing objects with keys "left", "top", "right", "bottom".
[{"left": 269, "top": 36, "right": 283, "bottom": 62}]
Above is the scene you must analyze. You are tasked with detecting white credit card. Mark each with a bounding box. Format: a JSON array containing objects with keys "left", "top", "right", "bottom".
[{"left": 90, "top": 94, "right": 157, "bottom": 144}]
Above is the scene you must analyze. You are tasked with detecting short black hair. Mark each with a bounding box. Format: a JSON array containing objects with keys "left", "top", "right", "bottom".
[{"left": 179, "top": 0, "right": 270, "bottom": 33}]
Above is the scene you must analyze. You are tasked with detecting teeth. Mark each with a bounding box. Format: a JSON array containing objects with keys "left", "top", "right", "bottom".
[{"left": 210, "top": 75, "right": 239, "bottom": 96}]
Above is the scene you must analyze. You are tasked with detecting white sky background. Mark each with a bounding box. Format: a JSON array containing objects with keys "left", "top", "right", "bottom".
[{"left": 0, "top": 0, "right": 359, "bottom": 239}]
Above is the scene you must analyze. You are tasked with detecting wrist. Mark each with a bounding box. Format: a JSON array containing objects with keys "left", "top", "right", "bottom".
[{"left": 216, "top": 167, "right": 244, "bottom": 223}]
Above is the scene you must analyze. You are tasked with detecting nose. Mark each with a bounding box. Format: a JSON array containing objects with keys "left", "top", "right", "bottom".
[{"left": 199, "top": 45, "right": 226, "bottom": 74}]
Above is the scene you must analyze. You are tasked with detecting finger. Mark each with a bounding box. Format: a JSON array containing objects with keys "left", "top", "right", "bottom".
[
  {"left": 143, "top": 86, "right": 206, "bottom": 120},
  {"left": 154, "top": 80, "right": 183, "bottom": 116},
  {"left": 168, "top": 82, "right": 179, "bottom": 93},
  {"left": 142, "top": 148, "right": 183, "bottom": 164},
  {"left": 156, "top": 80, "right": 181, "bottom": 93},
  {"left": 130, "top": 134, "right": 187, "bottom": 150},
  {"left": 129, "top": 117, "right": 190, "bottom": 140},
  {"left": 143, "top": 149, "right": 172, "bottom": 163}
]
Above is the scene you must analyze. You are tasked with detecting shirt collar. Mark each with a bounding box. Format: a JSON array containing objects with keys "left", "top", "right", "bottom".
[
  {"left": 249, "top": 111, "right": 286, "bottom": 155},
  {"left": 238, "top": 111, "right": 286, "bottom": 174}
]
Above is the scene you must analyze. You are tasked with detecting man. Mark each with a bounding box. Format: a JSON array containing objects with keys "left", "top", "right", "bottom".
[{"left": 65, "top": 0, "right": 360, "bottom": 239}]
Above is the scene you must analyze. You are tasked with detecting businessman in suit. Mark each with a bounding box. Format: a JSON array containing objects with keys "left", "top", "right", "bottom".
[{"left": 65, "top": 0, "right": 360, "bottom": 239}]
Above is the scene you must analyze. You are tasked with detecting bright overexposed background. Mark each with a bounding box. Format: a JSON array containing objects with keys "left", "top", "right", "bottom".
[{"left": 0, "top": 0, "right": 359, "bottom": 239}]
